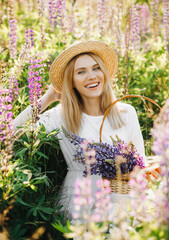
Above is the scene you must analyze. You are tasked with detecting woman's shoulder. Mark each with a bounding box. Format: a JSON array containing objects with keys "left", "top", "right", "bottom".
[
  {"left": 41, "top": 103, "right": 62, "bottom": 118},
  {"left": 118, "top": 102, "right": 139, "bottom": 126},
  {"left": 38, "top": 104, "right": 62, "bottom": 125},
  {"left": 117, "top": 102, "right": 136, "bottom": 113}
]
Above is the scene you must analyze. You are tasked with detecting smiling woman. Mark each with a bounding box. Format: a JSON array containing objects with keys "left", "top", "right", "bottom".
[
  {"left": 73, "top": 54, "right": 104, "bottom": 99},
  {"left": 61, "top": 51, "right": 124, "bottom": 135},
  {"left": 13, "top": 41, "right": 146, "bottom": 220}
]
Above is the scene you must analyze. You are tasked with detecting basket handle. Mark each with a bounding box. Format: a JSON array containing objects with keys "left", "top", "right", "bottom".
[{"left": 99, "top": 94, "right": 162, "bottom": 143}]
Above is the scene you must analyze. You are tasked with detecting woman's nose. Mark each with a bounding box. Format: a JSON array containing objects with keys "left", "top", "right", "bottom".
[{"left": 87, "top": 71, "right": 96, "bottom": 80}]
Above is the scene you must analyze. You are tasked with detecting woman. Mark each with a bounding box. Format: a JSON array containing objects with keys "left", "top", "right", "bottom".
[{"left": 13, "top": 41, "right": 146, "bottom": 219}]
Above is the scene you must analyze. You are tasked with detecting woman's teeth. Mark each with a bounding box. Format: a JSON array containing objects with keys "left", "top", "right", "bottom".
[{"left": 86, "top": 83, "right": 99, "bottom": 88}]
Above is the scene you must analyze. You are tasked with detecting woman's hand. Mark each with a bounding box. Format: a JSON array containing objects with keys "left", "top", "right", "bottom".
[
  {"left": 40, "top": 84, "right": 61, "bottom": 112},
  {"left": 45, "top": 84, "right": 61, "bottom": 103}
]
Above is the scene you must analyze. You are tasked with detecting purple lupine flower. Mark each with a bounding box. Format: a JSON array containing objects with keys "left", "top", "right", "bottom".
[
  {"left": 62, "top": 126, "right": 145, "bottom": 179},
  {"left": 137, "top": 3, "right": 150, "bottom": 34},
  {"left": 150, "top": 0, "right": 160, "bottom": 39},
  {"left": 97, "top": 0, "right": 102, "bottom": 28},
  {"left": 27, "top": 54, "right": 46, "bottom": 122},
  {"left": 25, "top": 29, "right": 34, "bottom": 47},
  {"left": 37, "top": 0, "right": 46, "bottom": 48},
  {"left": 0, "top": 88, "right": 14, "bottom": 176},
  {"left": 48, "top": 0, "right": 58, "bottom": 28},
  {"left": 9, "top": 76, "right": 19, "bottom": 102},
  {"left": 67, "top": 4, "right": 75, "bottom": 33},
  {"left": 0, "top": 89, "right": 13, "bottom": 143},
  {"left": 61, "top": 0, "right": 67, "bottom": 19},
  {"left": 57, "top": 0, "right": 67, "bottom": 29},
  {"left": 8, "top": 19, "right": 17, "bottom": 59},
  {"left": 57, "top": 0, "right": 62, "bottom": 19},
  {"left": 130, "top": 4, "right": 141, "bottom": 52},
  {"left": 97, "top": 0, "right": 106, "bottom": 37},
  {"left": 162, "top": 0, "right": 169, "bottom": 53}
]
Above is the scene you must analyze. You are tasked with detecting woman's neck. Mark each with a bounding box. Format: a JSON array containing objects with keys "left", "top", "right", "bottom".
[{"left": 82, "top": 98, "right": 103, "bottom": 116}]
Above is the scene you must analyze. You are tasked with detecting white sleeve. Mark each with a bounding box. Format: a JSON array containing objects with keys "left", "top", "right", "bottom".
[
  {"left": 37, "top": 110, "right": 53, "bottom": 133},
  {"left": 13, "top": 105, "right": 57, "bottom": 134},
  {"left": 37, "top": 105, "right": 62, "bottom": 134},
  {"left": 127, "top": 105, "right": 148, "bottom": 166}
]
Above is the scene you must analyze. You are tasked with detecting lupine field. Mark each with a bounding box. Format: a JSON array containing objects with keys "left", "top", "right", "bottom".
[{"left": 0, "top": 0, "right": 169, "bottom": 239}]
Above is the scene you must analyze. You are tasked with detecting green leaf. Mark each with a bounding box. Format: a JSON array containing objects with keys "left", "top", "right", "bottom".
[
  {"left": 51, "top": 221, "right": 66, "bottom": 233},
  {"left": 26, "top": 208, "right": 34, "bottom": 219},
  {"left": 15, "top": 148, "right": 27, "bottom": 157},
  {"left": 16, "top": 197, "right": 33, "bottom": 208},
  {"left": 36, "top": 150, "right": 49, "bottom": 159},
  {"left": 39, "top": 210, "right": 49, "bottom": 221},
  {"left": 33, "top": 208, "right": 37, "bottom": 217},
  {"left": 39, "top": 206, "right": 54, "bottom": 214},
  {"left": 38, "top": 194, "right": 45, "bottom": 206},
  {"left": 52, "top": 220, "right": 71, "bottom": 233},
  {"left": 10, "top": 223, "right": 27, "bottom": 238},
  {"left": 47, "top": 129, "right": 60, "bottom": 137}
]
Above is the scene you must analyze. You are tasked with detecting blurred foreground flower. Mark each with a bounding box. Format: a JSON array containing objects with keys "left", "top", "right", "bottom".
[
  {"left": 151, "top": 98, "right": 169, "bottom": 224},
  {"left": 64, "top": 177, "right": 131, "bottom": 240},
  {"left": 128, "top": 99, "right": 169, "bottom": 239}
]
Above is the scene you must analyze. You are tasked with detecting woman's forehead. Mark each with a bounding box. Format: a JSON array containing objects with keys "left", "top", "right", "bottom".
[{"left": 74, "top": 54, "right": 97, "bottom": 69}]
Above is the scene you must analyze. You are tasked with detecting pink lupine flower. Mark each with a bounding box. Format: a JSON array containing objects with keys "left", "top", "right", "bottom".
[
  {"left": 91, "top": 179, "right": 113, "bottom": 222},
  {"left": 73, "top": 177, "right": 113, "bottom": 223},
  {"left": 73, "top": 177, "right": 93, "bottom": 221}
]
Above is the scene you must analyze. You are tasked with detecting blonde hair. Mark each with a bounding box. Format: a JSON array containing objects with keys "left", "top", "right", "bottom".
[{"left": 61, "top": 53, "right": 124, "bottom": 134}]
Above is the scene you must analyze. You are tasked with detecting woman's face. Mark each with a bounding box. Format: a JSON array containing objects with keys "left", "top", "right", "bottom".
[{"left": 73, "top": 54, "right": 104, "bottom": 102}]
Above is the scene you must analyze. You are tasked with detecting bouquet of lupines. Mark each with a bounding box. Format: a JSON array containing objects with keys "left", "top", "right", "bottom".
[{"left": 62, "top": 126, "right": 145, "bottom": 180}]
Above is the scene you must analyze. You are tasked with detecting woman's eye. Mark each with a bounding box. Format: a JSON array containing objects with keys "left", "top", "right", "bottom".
[
  {"left": 93, "top": 66, "right": 100, "bottom": 71},
  {"left": 78, "top": 70, "right": 85, "bottom": 74}
]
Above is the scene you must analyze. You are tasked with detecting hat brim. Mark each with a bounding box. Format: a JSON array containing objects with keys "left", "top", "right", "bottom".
[{"left": 49, "top": 41, "right": 118, "bottom": 92}]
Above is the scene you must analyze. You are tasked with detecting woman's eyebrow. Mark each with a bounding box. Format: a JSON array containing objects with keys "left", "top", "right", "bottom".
[{"left": 75, "top": 64, "right": 99, "bottom": 72}]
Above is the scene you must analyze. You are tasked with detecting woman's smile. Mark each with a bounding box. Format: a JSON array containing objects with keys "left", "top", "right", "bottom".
[{"left": 85, "top": 81, "right": 100, "bottom": 89}]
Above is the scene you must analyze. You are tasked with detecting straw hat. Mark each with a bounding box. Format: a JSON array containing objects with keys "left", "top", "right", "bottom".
[{"left": 50, "top": 41, "right": 118, "bottom": 92}]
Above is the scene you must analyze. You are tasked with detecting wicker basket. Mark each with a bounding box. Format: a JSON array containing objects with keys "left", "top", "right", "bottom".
[
  {"left": 100, "top": 95, "right": 161, "bottom": 194},
  {"left": 103, "top": 155, "right": 131, "bottom": 194},
  {"left": 104, "top": 175, "right": 130, "bottom": 194}
]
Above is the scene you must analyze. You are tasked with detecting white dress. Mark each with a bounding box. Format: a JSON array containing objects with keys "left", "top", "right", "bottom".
[{"left": 37, "top": 102, "right": 146, "bottom": 219}]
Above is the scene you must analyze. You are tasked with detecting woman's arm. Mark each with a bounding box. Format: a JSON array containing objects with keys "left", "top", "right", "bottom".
[{"left": 13, "top": 84, "right": 61, "bottom": 131}]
